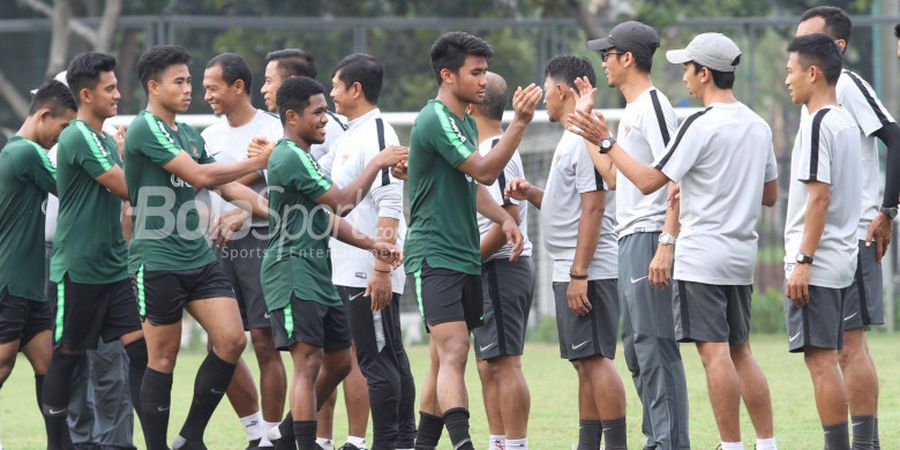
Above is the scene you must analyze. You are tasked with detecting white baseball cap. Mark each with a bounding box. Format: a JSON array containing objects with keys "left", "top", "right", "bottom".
[
  {"left": 31, "top": 70, "right": 68, "bottom": 95},
  {"left": 666, "top": 33, "right": 742, "bottom": 73}
]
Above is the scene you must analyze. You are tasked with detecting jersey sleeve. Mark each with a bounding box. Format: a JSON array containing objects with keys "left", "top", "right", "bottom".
[
  {"left": 13, "top": 145, "right": 56, "bottom": 193},
  {"left": 764, "top": 128, "right": 778, "bottom": 183},
  {"left": 288, "top": 149, "right": 334, "bottom": 199},
  {"left": 133, "top": 114, "right": 183, "bottom": 166},
  {"left": 795, "top": 109, "right": 833, "bottom": 184},
  {"left": 429, "top": 104, "right": 477, "bottom": 168},
  {"left": 368, "top": 121, "right": 404, "bottom": 220},
  {"left": 653, "top": 112, "right": 707, "bottom": 183},
  {"left": 838, "top": 72, "right": 896, "bottom": 136},
  {"left": 70, "top": 122, "right": 115, "bottom": 178},
  {"left": 574, "top": 139, "right": 605, "bottom": 194}
]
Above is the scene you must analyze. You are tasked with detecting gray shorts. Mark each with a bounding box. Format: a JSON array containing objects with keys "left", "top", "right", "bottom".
[
  {"left": 553, "top": 279, "right": 619, "bottom": 361},
  {"left": 473, "top": 257, "right": 535, "bottom": 359},
  {"left": 215, "top": 227, "right": 269, "bottom": 330},
  {"left": 785, "top": 284, "right": 846, "bottom": 353},
  {"left": 673, "top": 281, "right": 751, "bottom": 345},
  {"left": 843, "top": 240, "right": 883, "bottom": 330}
]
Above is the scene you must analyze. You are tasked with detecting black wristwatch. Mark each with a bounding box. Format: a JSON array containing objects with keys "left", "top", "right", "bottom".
[
  {"left": 599, "top": 136, "right": 616, "bottom": 154},
  {"left": 880, "top": 206, "right": 898, "bottom": 220},
  {"left": 795, "top": 253, "right": 814, "bottom": 265}
]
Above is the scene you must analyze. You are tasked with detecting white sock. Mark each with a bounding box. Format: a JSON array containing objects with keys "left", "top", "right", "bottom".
[
  {"left": 487, "top": 434, "right": 505, "bottom": 450},
  {"left": 505, "top": 437, "right": 528, "bottom": 449},
  {"left": 346, "top": 435, "right": 367, "bottom": 449},
  {"left": 240, "top": 412, "right": 264, "bottom": 441},
  {"left": 756, "top": 437, "right": 777, "bottom": 450},
  {"left": 316, "top": 437, "right": 334, "bottom": 450},
  {"left": 258, "top": 420, "right": 279, "bottom": 447},
  {"left": 171, "top": 436, "right": 187, "bottom": 449},
  {"left": 721, "top": 442, "right": 743, "bottom": 450}
]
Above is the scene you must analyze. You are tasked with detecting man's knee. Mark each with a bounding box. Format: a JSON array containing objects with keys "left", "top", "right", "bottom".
[
  {"left": 213, "top": 329, "right": 247, "bottom": 362},
  {"left": 804, "top": 348, "right": 838, "bottom": 376},
  {"left": 838, "top": 329, "right": 870, "bottom": 367},
  {"left": 489, "top": 355, "right": 522, "bottom": 377}
]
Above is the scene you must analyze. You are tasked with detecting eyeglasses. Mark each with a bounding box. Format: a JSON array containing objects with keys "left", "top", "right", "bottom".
[{"left": 601, "top": 52, "right": 625, "bottom": 62}]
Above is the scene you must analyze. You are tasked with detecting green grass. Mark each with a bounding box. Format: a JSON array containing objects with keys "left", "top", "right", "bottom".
[{"left": 2, "top": 333, "right": 899, "bottom": 449}]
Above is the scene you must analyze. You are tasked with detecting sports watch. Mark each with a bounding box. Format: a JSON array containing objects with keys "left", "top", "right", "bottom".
[
  {"left": 795, "top": 253, "right": 814, "bottom": 265},
  {"left": 599, "top": 136, "right": 616, "bottom": 154}
]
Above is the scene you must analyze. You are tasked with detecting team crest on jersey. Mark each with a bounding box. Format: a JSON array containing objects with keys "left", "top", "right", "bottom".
[{"left": 189, "top": 143, "right": 200, "bottom": 157}]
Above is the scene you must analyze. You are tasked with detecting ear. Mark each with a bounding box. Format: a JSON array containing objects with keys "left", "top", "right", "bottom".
[
  {"left": 147, "top": 79, "right": 159, "bottom": 96},
  {"left": 622, "top": 52, "right": 635, "bottom": 69},
  {"left": 465, "top": 103, "right": 475, "bottom": 115},
  {"left": 555, "top": 83, "right": 566, "bottom": 100},
  {"left": 351, "top": 81, "right": 364, "bottom": 99},
  {"left": 835, "top": 39, "right": 847, "bottom": 53},
  {"left": 440, "top": 67, "right": 455, "bottom": 85},
  {"left": 232, "top": 79, "right": 245, "bottom": 95},
  {"left": 285, "top": 108, "right": 297, "bottom": 126},
  {"left": 79, "top": 88, "right": 91, "bottom": 104}
]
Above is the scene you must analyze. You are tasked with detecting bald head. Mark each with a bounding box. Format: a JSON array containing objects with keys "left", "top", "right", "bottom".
[{"left": 475, "top": 71, "right": 507, "bottom": 121}]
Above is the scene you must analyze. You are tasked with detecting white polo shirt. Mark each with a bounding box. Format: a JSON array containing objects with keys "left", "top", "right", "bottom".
[{"left": 475, "top": 134, "right": 532, "bottom": 261}]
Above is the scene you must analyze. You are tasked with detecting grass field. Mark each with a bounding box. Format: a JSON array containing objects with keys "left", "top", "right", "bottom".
[{"left": 1, "top": 333, "right": 898, "bottom": 449}]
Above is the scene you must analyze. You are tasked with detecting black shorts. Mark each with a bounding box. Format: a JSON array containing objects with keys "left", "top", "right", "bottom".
[
  {"left": 50, "top": 276, "right": 141, "bottom": 350},
  {"left": 133, "top": 262, "right": 235, "bottom": 326},
  {"left": 553, "top": 279, "right": 619, "bottom": 361},
  {"left": 0, "top": 289, "right": 52, "bottom": 346},
  {"left": 843, "top": 240, "right": 884, "bottom": 330},
  {"left": 270, "top": 294, "right": 351, "bottom": 352},
  {"left": 673, "top": 281, "right": 752, "bottom": 345},
  {"left": 215, "top": 228, "right": 269, "bottom": 330},
  {"left": 473, "top": 257, "right": 534, "bottom": 359},
  {"left": 411, "top": 259, "right": 483, "bottom": 331},
  {"left": 785, "top": 284, "right": 846, "bottom": 353}
]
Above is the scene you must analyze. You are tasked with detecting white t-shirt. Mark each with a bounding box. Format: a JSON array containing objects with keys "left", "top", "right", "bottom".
[
  {"left": 326, "top": 108, "right": 405, "bottom": 293},
  {"left": 784, "top": 105, "right": 861, "bottom": 289},
  {"left": 475, "top": 134, "right": 532, "bottom": 261},
  {"left": 201, "top": 109, "right": 279, "bottom": 227},
  {"left": 541, "top": 130, "right": 617, "bottom": 282},
  {"left": 260, "top": 110, "right": 347, "bottom": 164},
  {"left": 654, "top": 102, "right": 777, "bottom": 285},
  {"left": 615, "top": 88, "right": 677, "bottom": 238}
]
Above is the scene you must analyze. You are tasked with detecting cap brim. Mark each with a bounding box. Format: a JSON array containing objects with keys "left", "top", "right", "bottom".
[
  {"left": 665, "top": 49, "right": 692, "bottom": 65},
  {"left": 586, "top": 37, "right": 615, "bottom": 52}
]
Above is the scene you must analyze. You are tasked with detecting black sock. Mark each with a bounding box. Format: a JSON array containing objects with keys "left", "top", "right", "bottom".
[
  {"left": 124, "top": 339, "right": 148, "bottom": 420},
  {"left": 41, "top": 352, "right": 82, "bottom": 450},
  {"left": 292, "top": 420, "right": 317, "bottom": 450},
  {"left": 442, "top": 407, "right": 473, "bottom": 450},
  {"left": 36, "top": 374, "right": 68, "bottom": 450},
  {"left": 414, "top": 411, "right": 443, "bottom": 449},
  {"left": 601, "top": 417, "right": 627, "bottom": 450},
  {"left": 872, "top": 417, "right": 880, "bottom": 450},
  {"left": 177, "top": 351, "right": 236, "bottom": 441},
  {"left": 851, "top": 416, "right": 875, "bottom": 450},
  {"left": 141, "top": 368, "right": 174, "bottom": 450},
  {"left": 577, "top": 419, "right": 602, "bottom": 450},
  {"left": 824, "top": 421, "right": 851, "bottom": 450}
]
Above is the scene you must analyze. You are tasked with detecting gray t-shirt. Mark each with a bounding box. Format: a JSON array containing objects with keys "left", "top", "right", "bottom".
[
  {"left": 475, "top": 134, "right": 532, "bottom": 261},
  {"left": 541, "top": 130, "right": 617, "bottom": 282},
  {"left": 784, "top": 105, "right": 861, "bottom": 289},
  {"left": 615, "top": 88, "right": 677, "bottom": 238},
  {"left": 654, "top": 102, "right": 777, "bottom": 285}
]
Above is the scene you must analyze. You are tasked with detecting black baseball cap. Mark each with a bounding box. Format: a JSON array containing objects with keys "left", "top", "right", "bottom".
[{"left": 587, "top": 21, "right": 660, "bottom": 60}]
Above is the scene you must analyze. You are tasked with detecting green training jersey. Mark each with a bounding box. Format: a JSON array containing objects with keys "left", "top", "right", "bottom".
[
  {"left": 404, "top": 99, "right": 480, "bottom": 275},
  {"left": 124, "top": 110, "right": 216, "bottom": 273},
  {"left": 261, "top": 138, "right": 340, "bottom": 310},
  {"left": 0, "top": 136, "right": 56, "bottom": 301},
  {"left": 51, "top": 120, "right": 128, "bottom": 284}
]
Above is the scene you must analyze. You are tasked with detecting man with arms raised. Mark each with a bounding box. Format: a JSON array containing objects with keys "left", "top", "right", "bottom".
[
  {"left": 125, "top": 44, "right": 271, "bottom": 450},
  {"left": 404, "top": 31, "right": 540, "bottom": 450},
  {"left": 570, "top": 33, "right": 779, "bottom": 450},
  {"left": 795, "top": 8, "right": 900, "bottom": 447}
]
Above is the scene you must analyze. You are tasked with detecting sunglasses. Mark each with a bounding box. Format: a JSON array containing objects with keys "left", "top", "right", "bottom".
[{"left": 601, "top": 51, "right": 626, "bottom": 62}]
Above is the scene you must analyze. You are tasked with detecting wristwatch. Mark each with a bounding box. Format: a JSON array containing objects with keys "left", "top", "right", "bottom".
[
  {"left": 658, "top": 232, "right": 676, "bottom": 246},
  {"left": 880, "top": 206, "right": 898, "bottom": 220},
  {"left": 599, "top": 136, "right": 616, "bottom": 154},
  {"left": 795, "top": 253, "right": 814, "bottom": 265}
]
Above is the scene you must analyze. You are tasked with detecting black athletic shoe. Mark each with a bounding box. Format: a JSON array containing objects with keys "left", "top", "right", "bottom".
[
  {"left": 339, "top": 444, "right": 365, "bottom": 450},
  {"left": 270, "top": 437, "right": 297, "bottom": 450},
  {"left": 173, "top": 440, "right": 208, "bottom": 450}
]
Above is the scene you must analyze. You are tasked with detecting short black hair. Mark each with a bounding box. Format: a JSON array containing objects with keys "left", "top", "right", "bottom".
[
  {"left": 276, "top": 76, "right": 324, "bottom": 125},
  {"left": 894, "top": 23, "right": 899, "bottom": 39},
  {"left": 787, "top": 33, "right": 843, "bottom": 85},
  {"left": 66, "top": 52, "right": 117, "bottom": 100},
  {"left": 544, "top": 55, "right": 596, "bottom": 95},
  {"left": 206, "top": 52, "right": 253, "bottom": 94},
  {"left": 690, "top": 62, "right": 736, "bottom": 90},
  {"left": 29, "top": 79, "right": 77, "bottom": 116},
  {"left": 800, "top": 6, "right": 852, "bottom": 44},
  {"left": 429, "top": 31, "right": 494, "bottom": 85},
  {"left": 333, "top": 53, "right": 383, "bottom": 104},
  {"left": 266, "top": 48, "right": 317, "bottom": 79},
  {"left": 137, "top": 45, "right": 192, "bottom": 94}
]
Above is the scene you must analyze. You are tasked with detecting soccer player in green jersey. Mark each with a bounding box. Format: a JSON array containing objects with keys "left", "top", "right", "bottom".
[
  {"left": 0, "top": 79, "right": 76, "bottom": 448},
  {"left": 403, "top": 32, "right": 541, "bottom": 450},
  {"left": 39, "top": 51, "right": 152, "bottom": 450},
  {"left": 260, "top": 76, "right": 405, "bottom": 450},
  {"left": 125, "top": 45, "right": 272, "bottom": 450}
]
